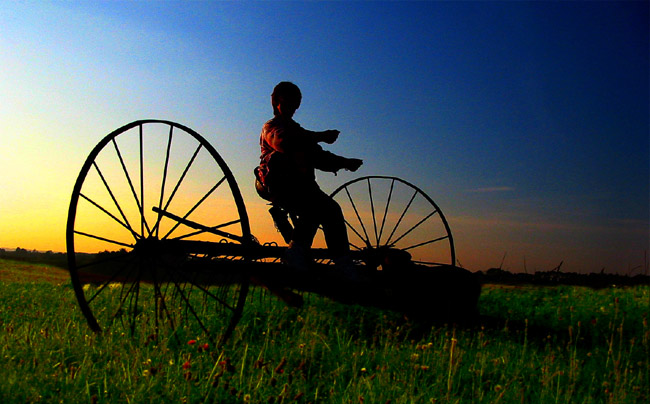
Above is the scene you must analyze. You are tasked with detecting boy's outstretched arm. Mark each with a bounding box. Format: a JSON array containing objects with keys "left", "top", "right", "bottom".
[
  {"left": 313, "top": 146, "right": 363, "bottom": 174},
  {"left": 303, "top": 129, "right": 340, "bottom": 144}
]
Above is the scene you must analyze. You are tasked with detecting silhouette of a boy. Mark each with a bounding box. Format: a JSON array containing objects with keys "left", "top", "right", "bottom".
[{"left": 255, "top": 82, "right": 362, "bottom": 272}]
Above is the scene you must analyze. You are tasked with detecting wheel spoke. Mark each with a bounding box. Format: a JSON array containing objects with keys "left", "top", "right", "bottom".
[
  {"left": 84, "top": 255, "right": 136, "bottom": 305},
  {"left": 162, "top": 175, "right": 227, "bottom": 240},
  {"left": 344, "top": 187, "right": 372, "bottom": 248},
  {"left": 111, "top": 138, "right": 151, "bottom": 237},
  {"left": 343, "top": 218, "right": 368, "bottom": 247},
  {"left": 152, "top": 278, "right": 177, "bottom": 341},
  {"left": 160, "top": 143, "right": 203, "bottom": 218},
  {"left": 113, "top": 273, "right": 140, "bottom": 326},
  {"left": 74, "top": 230, "right": 134, "bottom": 249},
  {"left": 377, "top": 178, "right": 395, "bottom": 246},
  {"left": 401, "top": 234, "right": 449, "bottom": 251},
  {"left": 128, "top": 271, "right": 142, "bottom": 335},
  {"left": 163, "top": 266, "right": 216, "bottom": 344},
  {"left": 164, "top": 264, "right": 236, "bottom": 311},
  {"left": 385, "top": 189, "right": 418, "bottom": 247},
  {"left": 80, "top": 193, "right": 135, "bottom": 236},
  {"left": 389, "top": 209, "right": 439, "bottom": 247},
  {"left": 68, "top": 120, "right": 251, "bottom": 345},
  {"left": 92, "top": 162, "right": 138, "bottom": 240},
  {"left": 367, "top": 178, "right": 379, "bottom": 247},
  {"left": 170, "top": 219, "right": 242, "bottom": 241},
  {"left": 153, "top": 125, "right": 174, "bottom": 238},
  {"left": 331, "top": 176, "right": 455, "bottom": 267},
  {"left": 139, "top": 124, "right": 145, "bottom": 237}
]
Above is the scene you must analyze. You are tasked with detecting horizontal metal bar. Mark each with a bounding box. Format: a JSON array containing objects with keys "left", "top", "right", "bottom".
[{"left": 152, "top": 207, "right": 245, "bottom": 243}]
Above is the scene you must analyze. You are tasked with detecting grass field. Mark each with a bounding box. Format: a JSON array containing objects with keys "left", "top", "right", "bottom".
[{"left": 0, "top": 258, "right": 648, "bottom": 403}]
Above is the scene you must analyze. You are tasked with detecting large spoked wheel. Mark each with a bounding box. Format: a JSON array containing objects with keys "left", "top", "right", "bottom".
[
  {"left": 330, "top": 176, "right": 455, "bottom": 268},
  {"left": 66, "top": 120, "right": 251, "bottom": 346}
]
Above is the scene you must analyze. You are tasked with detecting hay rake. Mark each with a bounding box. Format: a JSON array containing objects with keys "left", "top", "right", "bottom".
[{"left": 66, "top": 120, "right": 475, "bottom": 346}]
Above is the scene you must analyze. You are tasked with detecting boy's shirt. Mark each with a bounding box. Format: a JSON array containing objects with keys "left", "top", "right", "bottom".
[{"left": 258, "top": 117, "right": 346, "bottom": 189}]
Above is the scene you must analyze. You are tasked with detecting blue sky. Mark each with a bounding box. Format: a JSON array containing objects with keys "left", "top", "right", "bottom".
[{"left": 0, "top": 1, "right": 648, "bottom": 274}]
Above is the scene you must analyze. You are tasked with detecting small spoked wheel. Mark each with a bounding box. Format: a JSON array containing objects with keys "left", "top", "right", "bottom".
[
  {"left": 330, "top": 176, "right": 455, "bottom": 268},
  {"left": 66, "top": 120, "right": 251, "bottom": 346}
]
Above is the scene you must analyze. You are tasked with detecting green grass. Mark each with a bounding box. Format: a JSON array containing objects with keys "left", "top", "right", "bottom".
[{"left": 0, "top": 259, "right": 648, "bottom": 403}]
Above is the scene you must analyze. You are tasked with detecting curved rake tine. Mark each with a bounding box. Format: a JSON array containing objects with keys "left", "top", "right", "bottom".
[
  {"left": 92, "top": 161, "right": 139, "bottom": 241},
  {"left": 385, "top": 188, "right": 418, "bottom": 247},
  {"left": 389, "top": 209, "right": 439, "bottom": 247}
]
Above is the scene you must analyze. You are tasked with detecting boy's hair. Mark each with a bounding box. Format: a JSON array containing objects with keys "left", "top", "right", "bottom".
[{"left": 272, "top": 82, "right": 302, "bottom": 115}]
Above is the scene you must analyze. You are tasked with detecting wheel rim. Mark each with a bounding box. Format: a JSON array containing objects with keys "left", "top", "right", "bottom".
[
  {"left": 330, "top": 176, "right": 455, "bottom": 267},
  {"left": 66, "top": 120, "right": 251, "bottom": 346}
]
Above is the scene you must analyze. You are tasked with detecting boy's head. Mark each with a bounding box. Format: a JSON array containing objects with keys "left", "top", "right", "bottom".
[{"left": 272, "top": 81, "right": 302, "bottom": 117}]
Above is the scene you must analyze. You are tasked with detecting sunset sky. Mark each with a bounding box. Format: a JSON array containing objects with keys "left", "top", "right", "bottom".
[{"left": 1, "top": 1, "right": 648, "bottom": 274}]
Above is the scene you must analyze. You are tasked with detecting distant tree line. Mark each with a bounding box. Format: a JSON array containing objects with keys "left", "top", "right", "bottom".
[
  {"left": 476, "top": 267, "right": 649, "bottom": 288},
  {"left": 0, "top": 248, "right": 68, "bottom": 269}
]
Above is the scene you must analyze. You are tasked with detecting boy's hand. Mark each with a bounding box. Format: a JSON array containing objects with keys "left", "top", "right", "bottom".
[
  {"left": 345, "top": 158, "right": 363, "bottom": 172},
  {"left": 320, "top": 130, "right": 339, "bottom": 144}
]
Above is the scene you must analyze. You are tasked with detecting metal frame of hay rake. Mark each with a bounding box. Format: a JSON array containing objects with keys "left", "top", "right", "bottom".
[{"left": 66, "top": 120, "right": 477, "bottom": 347}]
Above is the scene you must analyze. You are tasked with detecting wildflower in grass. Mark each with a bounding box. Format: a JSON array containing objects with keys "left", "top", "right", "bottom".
[
  {"left": 275, "top": 358, "right": 287, "bottom": 374},
  {"left": 143, "top": 369, "right": 150, "bottom": 377},
  {"left": 188, "top": 339, "right": 196, "bottom": 345},
  {"left": 182, "top": 361, "right": 191, "bottom": 370},
  {"left": 198, "top": 343, "right": 209, "bottom": 352}
]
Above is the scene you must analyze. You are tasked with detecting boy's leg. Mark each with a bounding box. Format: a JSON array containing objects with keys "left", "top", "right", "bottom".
[{"left": 291, "top": 189, "right": 349, "bottom": 257}]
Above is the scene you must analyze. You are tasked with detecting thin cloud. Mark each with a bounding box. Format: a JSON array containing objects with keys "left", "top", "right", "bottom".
[{"left": 467, "top": 187, "right": 515, "bottom": 193}]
